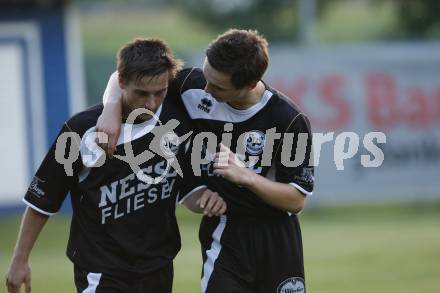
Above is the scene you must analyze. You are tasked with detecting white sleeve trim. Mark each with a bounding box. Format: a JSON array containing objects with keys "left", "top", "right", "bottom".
[
  {"left": 178, "top": 185, "right": 207, "bottom": 204},
  {"left": 288, "top": 209, "right": 304, "bottom": 216},
  {"left": 22, "top": 198, "right": 57, "bottom": 216},
  {"left": 289, "top": 182, "right": 313, "bottom": 196}
]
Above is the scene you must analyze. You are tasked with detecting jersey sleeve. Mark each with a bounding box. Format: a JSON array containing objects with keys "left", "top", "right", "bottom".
[
  {"left": 176, "top": 134, "right": 206, "bottom": 204},
  {"left": 168, "top": 67, "right": 206, "bottom": 98},
  {"left": 275, "top": 113, "right": 314, "bottom": 196},
  {"left": 168, "top": 68, "right": 207, "bottom": 204},
  {"left": 23, "top": 122, "right": 82, "bottom": 215}
]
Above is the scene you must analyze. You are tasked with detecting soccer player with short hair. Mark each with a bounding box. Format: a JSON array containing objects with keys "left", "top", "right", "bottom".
[
  {"left": 98, "top": 29, "right": 314, "bottom": 293},
  {"left": 5, "top": 38, "right": 226, "bottom": 293}
]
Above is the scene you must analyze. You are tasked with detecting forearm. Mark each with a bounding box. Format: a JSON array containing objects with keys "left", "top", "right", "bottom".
[
  {"left": 183, "top": 188, "right": 206, "bottom": 213},
  {"left": 12, "top": 207, "right": 49, "bottom": 262},
  {"left": 103, "top": 71, "right": 122, "bottom": 105},
  {"left": 97, "top": 71, "right": 124, "bottom": 156},
  {"left": 243, "top": 172, "right": 305, "bottom": 214},
  {"left": 183, "top": 187, "right": 227, "bottom": 217}
]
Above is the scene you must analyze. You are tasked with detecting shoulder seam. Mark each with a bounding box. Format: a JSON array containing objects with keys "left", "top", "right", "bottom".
[
  {"left": 179, "top": 67, "right": 197, "bottom": 95},
  {"left": 275, "top": 89, "right": 300, "bottom": 110},
  {"left": 64, "top": 121, "right": 82, "bottom": 150}
]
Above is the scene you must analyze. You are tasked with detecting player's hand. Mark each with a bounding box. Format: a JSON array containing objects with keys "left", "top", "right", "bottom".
[
  {"left": 96, "top": 97, "right": 123, "bottom": 157},
  {"left": 213, "top": 143, "right": 252, "bottom": 186},
  {"left": 5, "top": 259, "right": 31, "bottom": 293},
  {"left": 196, "top": 189, "right": 227, "bottom": 217}
]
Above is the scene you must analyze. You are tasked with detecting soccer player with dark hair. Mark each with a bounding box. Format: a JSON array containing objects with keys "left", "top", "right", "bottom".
[
  {"left": 98, "top": 29, "right": 314, "bottom": 293},
  {"left": 5, "top": 38, "right": 226, "bottom": 293}
]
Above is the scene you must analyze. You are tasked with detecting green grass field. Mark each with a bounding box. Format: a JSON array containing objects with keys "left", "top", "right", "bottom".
[{"left": 1, "top": 203, "right": 440, "bottom": 292}]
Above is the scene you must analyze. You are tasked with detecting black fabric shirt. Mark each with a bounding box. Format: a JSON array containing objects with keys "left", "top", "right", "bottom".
[
  {"left": 24, "top": 97, "right": 193, "bottom": 278},
  {"left": 172, "top": 68, "right": 314, "bottom": 218}
]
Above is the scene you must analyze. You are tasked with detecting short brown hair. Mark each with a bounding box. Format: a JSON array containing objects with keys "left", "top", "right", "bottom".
[
  {"left": 206, "top": 29, "right": 269, "bottom": 88},
  {"left": 117, "top": 38, "right": 183, "bottom": 84}
]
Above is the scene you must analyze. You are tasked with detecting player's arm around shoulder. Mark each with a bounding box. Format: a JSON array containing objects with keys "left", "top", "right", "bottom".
[
  {"left": 5, "top": 207, "right": 50, "bottom": 293},
  {"left": 96, "top": 71, "right": 123, "bottom": 157}
]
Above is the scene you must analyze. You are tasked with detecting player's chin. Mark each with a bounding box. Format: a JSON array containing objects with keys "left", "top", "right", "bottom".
[
  {"left": 132, "top": 112, "right": 152, "bottom": 121},
  {"left": 128, "top": 106, "right": 151, "bottom": 114},
  {"left": 135, "top": 106, "right": 155, "bottom": 115}
]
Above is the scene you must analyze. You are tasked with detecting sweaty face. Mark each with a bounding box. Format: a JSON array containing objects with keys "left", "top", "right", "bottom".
[
  {"left": 202, "top": 58, "right": 248, "bottom": 103},
  {"left": 120, "top": 71, "right": 169, "bottom": 120}
]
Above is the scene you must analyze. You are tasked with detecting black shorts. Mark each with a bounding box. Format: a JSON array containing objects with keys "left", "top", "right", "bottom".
[
  {"left": 199, "top": 215, "right": 305, "bottom": 293},
  {"left": 74, "top": 263, "right": 173, "bottom": 293}
]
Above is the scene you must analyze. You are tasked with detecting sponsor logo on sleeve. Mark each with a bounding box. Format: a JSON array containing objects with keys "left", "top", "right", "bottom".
[
  {"left": 28, "top": 176, "right": 45, "bottom": 197},
  {"left": 295, "top": 167, "right": 314, "bottom": 184}
]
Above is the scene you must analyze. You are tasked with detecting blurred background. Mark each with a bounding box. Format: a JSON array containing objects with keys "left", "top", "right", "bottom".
[{"left": 1, "top": 0, "right": 439, "bottom": 292}]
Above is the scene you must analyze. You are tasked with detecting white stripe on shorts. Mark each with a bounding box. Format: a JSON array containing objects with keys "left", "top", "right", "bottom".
[
  {"left": 201, "top": 215, "right": 227, "bottom": 293},
  {"left": 82, "top": 272, "right": 102, "bottom": 293}
]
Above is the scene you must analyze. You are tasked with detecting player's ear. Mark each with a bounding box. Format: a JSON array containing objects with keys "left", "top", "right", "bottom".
[
  {"left": 247, "top": 80, "right": 258, "bottom": 90},
  {"left": 118, "top": 75, "right": 127, "bottom": 90}
]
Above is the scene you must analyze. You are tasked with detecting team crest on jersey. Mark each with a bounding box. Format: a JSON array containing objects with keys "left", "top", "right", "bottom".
[
  {"left": 277, "top": 277, "right": 305, "bottom": 293},
  {"left": 198, "top": 97, "right": 213, "bottom": 113},
  {"left": 160, "top": 132, "right": 180, "bottom": 157},
  {"left": 28, "top": 176, "right": 45, "bottom": 198},
  {"left": 243, "top": 130, "right": 266, "bottom": 155}
]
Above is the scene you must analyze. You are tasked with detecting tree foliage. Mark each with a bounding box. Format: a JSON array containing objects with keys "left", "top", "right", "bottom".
[
  {"left": 172, "top": 0, "right": 298, "bottom": 42},
  {"left": 391, "top": 0, "right": 440, "bottom": 38},
  {"left": 0, "top": 0, "right": 68, "bottom": 6},
  {"left": 174, "top": 0, "right": 440, "bottom": 42}
]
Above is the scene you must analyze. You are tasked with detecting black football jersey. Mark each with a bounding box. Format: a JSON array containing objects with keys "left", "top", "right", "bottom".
[
  {"left": 24, "top": 96, "right": 193, "bottom": 278},
  {"left": 171, "top": 68, "right": 314, "bottom": 217}
]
